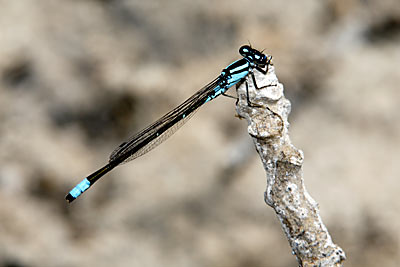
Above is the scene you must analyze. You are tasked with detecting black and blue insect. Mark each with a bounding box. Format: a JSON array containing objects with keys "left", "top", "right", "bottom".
[{"left": 66, "top": 45, "right": 277, "bottom": 203}]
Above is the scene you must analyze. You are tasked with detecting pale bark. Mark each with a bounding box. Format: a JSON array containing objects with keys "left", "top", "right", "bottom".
[{"left": 235, "top": 61, "right": 346, "bottom": 266}]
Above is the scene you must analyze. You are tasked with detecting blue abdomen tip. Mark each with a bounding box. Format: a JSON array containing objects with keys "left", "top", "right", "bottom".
[{"left": 68, "top": 178, "right": 91, "bottom": 199}]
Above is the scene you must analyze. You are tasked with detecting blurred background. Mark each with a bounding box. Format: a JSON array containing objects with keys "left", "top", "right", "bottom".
[{"left": 0, "top": 0, "right": 399, "bottom": 266}]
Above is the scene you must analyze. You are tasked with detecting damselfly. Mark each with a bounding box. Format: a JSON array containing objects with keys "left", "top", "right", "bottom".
[{"left": 66, "top": 45, "right": 278, "bottom": 203}]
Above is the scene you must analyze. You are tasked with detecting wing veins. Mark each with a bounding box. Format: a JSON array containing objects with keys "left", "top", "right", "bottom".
[{"left": 109, "top": 77, "right": 222, "bottom": 164}]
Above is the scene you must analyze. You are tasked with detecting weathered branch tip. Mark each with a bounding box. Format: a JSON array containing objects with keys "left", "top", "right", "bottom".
[{"left": 235, "top": 59, "right": 346, "bottom": 266}]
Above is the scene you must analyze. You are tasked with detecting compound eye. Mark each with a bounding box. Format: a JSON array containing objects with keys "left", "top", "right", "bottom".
[
  {"left": 239, "top": 45, "right": 252, "bottom": 56},
  {"left": 255, "top": 54, "right": 267, "bottom": 65}
]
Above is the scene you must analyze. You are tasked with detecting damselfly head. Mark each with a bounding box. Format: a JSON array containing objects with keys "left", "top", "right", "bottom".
[{"left": 239, "top": 45, "right": 268, "bottom": 67}]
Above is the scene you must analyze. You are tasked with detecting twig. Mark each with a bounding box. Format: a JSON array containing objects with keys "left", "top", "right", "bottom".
[{"left": 235, "top": 60, "right": 346, "bottom": 266}]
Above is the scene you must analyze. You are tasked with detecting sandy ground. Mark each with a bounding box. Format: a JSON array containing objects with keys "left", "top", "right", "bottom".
[{"left": 0, "top": 0, "right": 399, "bottom": 266}]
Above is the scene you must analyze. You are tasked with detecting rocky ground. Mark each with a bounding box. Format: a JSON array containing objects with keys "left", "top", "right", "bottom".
[{"left": 0, "top": 0, "right": 399, "bottom": 266}]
